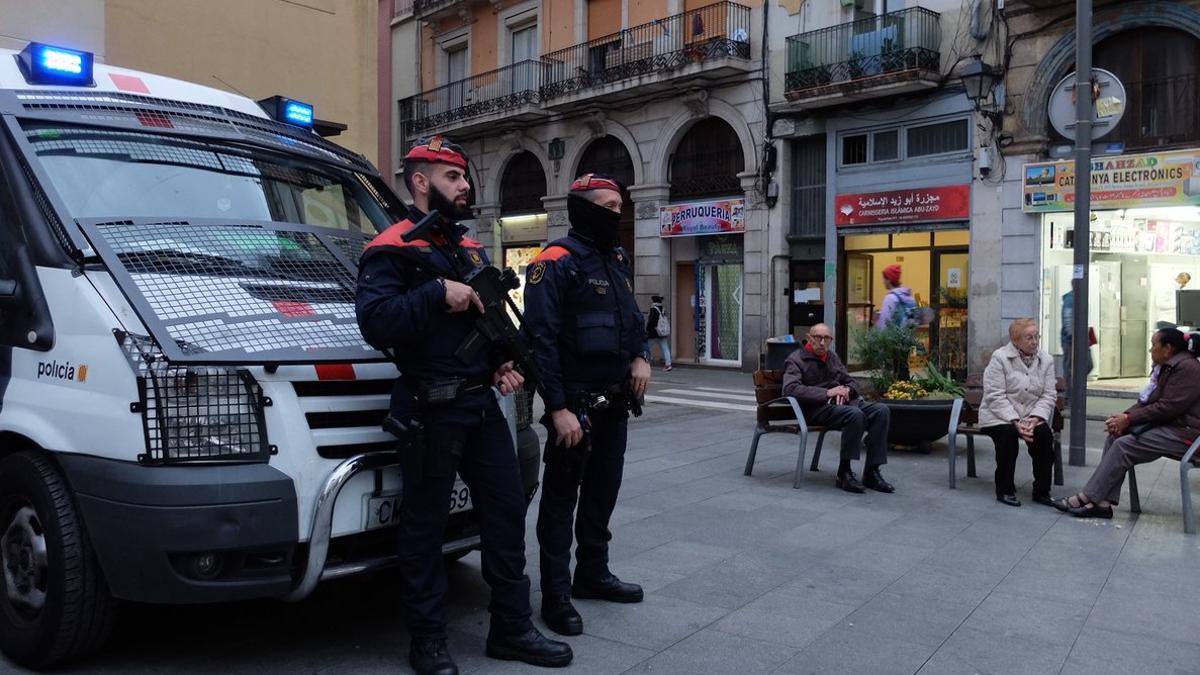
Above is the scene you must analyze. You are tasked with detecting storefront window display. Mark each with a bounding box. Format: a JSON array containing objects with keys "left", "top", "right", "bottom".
[
  {"left": 1039, "top": 207, "right": 1200, "bottom": 380},
  {"left": 839, "top": 229, "right": 969, "bottom": 378}
]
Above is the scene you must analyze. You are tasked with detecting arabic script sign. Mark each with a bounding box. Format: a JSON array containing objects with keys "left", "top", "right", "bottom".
[
  {"left": 1022, "top": 149, "right": 1200, "bottom": 212},
  {"left": 659, "top": 199, "right": 745, "bottom": 238},
  {"left": 835, "top": 185, "right": 971, "bottom": 226}
]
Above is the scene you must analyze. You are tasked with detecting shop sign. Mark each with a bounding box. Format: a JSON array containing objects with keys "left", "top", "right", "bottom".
[
  {"left": 659, "top": 199, "right": 745, "bottom": 237},
  {"left": 1023, "top": 149, "right": 1200, "bottom": 212},
  {"left": 835, "top": 185, "right": 971, "bottom": 226},
  {"left": 500, "top": 214, "right": 548, "bottom": 244},
  {"left": 698, "top": 234, "right": 743, "bottom": 261}
]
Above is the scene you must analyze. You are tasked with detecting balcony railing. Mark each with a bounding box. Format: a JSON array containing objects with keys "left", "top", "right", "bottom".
[
  {"left": 541, "top": 1, "right": 751, "bottom": 100},
  {"left": 401, "top": 60, "right": 547, "bottom": 135},
  {"left": 785, "top": 6, "right": 940, "bottom": 93},
  {"left": 413, "top": 0, "right": 463, "bottom": 18}
]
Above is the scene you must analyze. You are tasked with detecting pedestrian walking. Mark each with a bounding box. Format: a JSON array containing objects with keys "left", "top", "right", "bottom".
[{"left": 646, "top": 294, "right": 673, "bottom": 371}]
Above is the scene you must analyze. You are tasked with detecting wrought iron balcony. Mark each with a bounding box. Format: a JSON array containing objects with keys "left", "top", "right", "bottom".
[
  {"left": 540, "top": 1, "right": 752, "bottom": 105},
  {"left": 784, "top": 7, "right": 941, "bottom": 107},
  {"left": 400, "top": 59, "right": 548, "bottom": 137}
]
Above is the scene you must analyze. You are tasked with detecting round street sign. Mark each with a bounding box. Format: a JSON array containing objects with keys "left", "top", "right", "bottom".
[{"left": 1047, "top": 68, "right": 1127, "bottom": 141}]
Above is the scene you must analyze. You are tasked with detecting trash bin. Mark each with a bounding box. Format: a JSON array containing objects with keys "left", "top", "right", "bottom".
[{"left": 764, "top": 335, "right": 801, "bottom": 371}]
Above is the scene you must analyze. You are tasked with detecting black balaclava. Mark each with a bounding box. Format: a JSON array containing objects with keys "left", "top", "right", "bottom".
[{"left": 567, "top": 193, "right": 621, "bottom": 249}]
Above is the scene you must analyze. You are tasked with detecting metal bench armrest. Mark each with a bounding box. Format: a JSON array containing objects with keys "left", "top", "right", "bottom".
[
  {"left": 1183, "top": 436, "right": 1200, "bottom": 466},
  {"left": 762, "top": 396, "right": 809, "bottom": 434}
]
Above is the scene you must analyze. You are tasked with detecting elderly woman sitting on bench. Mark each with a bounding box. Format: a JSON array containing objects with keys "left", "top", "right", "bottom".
[{"left": 1056, "top": 328, "right": 1200, "bottom": 518}]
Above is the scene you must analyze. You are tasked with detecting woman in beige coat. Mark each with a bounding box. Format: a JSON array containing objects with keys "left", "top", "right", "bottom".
[{"left": 978, "top": 318, "right": 1058, "bottom": 507}]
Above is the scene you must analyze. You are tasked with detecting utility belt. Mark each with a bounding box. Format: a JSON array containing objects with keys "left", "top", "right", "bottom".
[
  {"left": 572, "top": 382, "right": 643, "bottom": 418},
  {"left": 413, "top": 374, "right": 494, "bottom": 405}
]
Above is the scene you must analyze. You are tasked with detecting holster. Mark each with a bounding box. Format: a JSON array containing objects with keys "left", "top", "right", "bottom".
[{"left": 383, "top": 414, "right": 427, "bottom": 486}]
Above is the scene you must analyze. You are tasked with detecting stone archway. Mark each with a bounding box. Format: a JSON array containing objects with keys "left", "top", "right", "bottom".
[
  {"left": 576, "top": 135, "right": 637, "bottom": 257},
  {"left": 499, "top": 151, "right": 547, "bottom": 215},
  {"left": 1019, "top": 0, "right": 1200, "bottom": 141},
  {"left": 667, "top": 117, "right": 745, "bottom": 202}
]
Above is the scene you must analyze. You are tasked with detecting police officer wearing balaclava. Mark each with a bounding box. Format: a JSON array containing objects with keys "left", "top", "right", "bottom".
[{"left": 523, "top": 174, "right": 652, "bottom": 636}]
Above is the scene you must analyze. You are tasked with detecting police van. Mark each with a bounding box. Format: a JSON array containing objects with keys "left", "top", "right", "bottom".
[{"left": 0, "top": 42, "right": 539, "bottom": 668}]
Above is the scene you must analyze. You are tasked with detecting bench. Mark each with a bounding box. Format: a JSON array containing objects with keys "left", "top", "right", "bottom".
[
  {"left": 946, "top": 374, "right": 1066, "bottom": 490},
  {"left": 1124, "top": 436, "right": 1200, "bottom": 533},
  {"left": 743, "top": 368, "right": 828, "bottom": 489}
]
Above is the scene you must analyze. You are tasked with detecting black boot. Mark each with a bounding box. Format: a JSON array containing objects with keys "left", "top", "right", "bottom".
[
  {"left": 408, "top": 638, "right": 458, "bottom": 675},
  {"left": 572, "top": 573, "right": 644, "bottom": 603},
  {"left": 542, "top": 593, "right": 583, "bottom": 635},
  {"left": 835, "top": 469, "right": 865, "bottom": 493},
  {"left": 486, "top": 627, "right": 573, "bottom": 668},
  {"left": 863, "top": 466, "right": 895, "bottom": 493}
]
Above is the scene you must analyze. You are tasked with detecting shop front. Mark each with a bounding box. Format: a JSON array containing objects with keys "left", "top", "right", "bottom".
[
  {"left": 661, "top": 198, "right": 745, "bottom": 366},
  {"left": 1025, "top": 148, "right": 1200, "bottom": 382},
  {"left": 834, "top": 184, "right": 972, "bottom": 378},
  {"left": 498, "top": 213, "right": 548, "bottom": 315}
]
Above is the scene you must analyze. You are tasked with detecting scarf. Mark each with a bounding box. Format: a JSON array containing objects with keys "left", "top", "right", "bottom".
[{"left": 805, "top": 341, "right": 829, "bottom": 363}]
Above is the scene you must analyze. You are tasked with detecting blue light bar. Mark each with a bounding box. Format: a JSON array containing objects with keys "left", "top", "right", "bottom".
[
  {"left": 17, "top": 42, "right": 94, "bottom": 86},
  {"left": 257, "top": 95, "right": 316, "bottom": 130},
  {"left": 283, "top": 100, "right": 314, "bottom": 128}
]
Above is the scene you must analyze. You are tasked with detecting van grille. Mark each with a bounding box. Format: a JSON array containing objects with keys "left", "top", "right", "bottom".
[{"left": 292, "top": 378, "right": 395, "bottom": 459}]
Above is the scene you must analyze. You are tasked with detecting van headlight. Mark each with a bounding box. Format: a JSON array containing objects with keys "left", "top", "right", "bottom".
[{"left": 141, "top": 366, "right": 272, "bottom": 463}]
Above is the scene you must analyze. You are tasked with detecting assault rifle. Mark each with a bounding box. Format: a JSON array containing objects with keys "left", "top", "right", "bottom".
[{"left": 402, "top": 210, "right": 543, "bottom": 391}]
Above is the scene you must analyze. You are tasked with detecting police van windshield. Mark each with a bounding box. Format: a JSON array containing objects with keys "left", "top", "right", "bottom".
[{"left": 21, "top": 122, "right": 397, "bottom": 234}]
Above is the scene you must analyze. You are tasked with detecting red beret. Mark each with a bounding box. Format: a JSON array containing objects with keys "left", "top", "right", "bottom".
[
  {"left": 404, "top": 135, "right": 467, "bottom": 170},
  {"left": 882, "top": 264, "right": 902, "bottom": 285},
  {"left": 570, "top": 173, "right": 623, "bottom": 194}
]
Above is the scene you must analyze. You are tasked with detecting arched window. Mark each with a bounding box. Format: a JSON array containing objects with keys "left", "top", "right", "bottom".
[
  {"left": 577, "top": 135, "right": 636, "bottom": 256},
  {"left": 499, "top": 152, "right": 547, "bottom": 215},
  {"left": 669, "top": 117, "right": 745, "bottom": 201},
  {"left": 1092, "top": 28, "right": 1200, "bottom": 150},
  {"left": 576, "top": 135, "right": 635, "bottom": 186}
]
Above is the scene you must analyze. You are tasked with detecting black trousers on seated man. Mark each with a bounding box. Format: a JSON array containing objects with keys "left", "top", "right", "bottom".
[{"left": 807, "top": 400, "right": 891, "bottom": 467}]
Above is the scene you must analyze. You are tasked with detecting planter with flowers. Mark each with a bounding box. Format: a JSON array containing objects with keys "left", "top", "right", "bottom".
[{"left": 853, "top": 323, "right": 964, "bottom": 448}]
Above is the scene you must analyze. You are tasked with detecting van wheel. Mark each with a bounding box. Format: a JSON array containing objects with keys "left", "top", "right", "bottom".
[{"left": 0, "top": 451, "right": 116, "bottom": 668}]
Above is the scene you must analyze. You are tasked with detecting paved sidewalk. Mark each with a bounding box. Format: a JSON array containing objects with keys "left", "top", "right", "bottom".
[{"left": 14, "top": 366, "right": 1200, "bottom": 674}]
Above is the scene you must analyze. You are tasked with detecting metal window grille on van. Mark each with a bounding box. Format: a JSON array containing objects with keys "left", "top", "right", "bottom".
[{"left": 119, "top": 332, "right": 273, "bottom": 463}]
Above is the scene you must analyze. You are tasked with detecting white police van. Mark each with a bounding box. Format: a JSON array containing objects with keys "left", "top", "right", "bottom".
[{"left": 0, "top": 42, "right": 539, "bottom": 668}]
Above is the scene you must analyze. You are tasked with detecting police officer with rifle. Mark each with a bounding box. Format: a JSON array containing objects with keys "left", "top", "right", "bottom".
[
  {"left": 523, "top": 173, "right": 652, "bottom": 637},
  {"left": 355, "top": 136, "right": 570, "bottom": 675}
]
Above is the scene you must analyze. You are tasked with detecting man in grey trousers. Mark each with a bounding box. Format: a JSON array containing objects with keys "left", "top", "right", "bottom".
[
  {"left": 1056, "top": 327, "right": 1200, "bottom": 518},
  {"left": 782, "top": 324, "right": 894, "bottom": 495}
]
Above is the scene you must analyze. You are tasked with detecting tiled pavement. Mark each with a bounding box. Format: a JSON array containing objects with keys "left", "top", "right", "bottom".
[{"left": 15, "top": 367, "right": 1200, "bottom": 674}]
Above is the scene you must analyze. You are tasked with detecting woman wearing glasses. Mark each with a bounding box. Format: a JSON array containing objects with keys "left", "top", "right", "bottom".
[{"left": 978, "top": 318, "right": 1058, "bottom": 507}]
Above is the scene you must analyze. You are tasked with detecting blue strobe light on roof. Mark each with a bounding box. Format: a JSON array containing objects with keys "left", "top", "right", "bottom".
[
  {"left": 17, "top": 42, "right": 95, "bottom": 86},
  {"left": 258, "top": 95, "right": 315, "bottom": 130},
  {"left": 283, "top": 100, "right": 314, "bottom": 128}
]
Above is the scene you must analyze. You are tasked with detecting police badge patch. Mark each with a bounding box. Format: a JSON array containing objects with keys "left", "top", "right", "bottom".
[
  {"left": 528, "top": 261, "right": 546, "bottom": 285},
  {"left": 468, "top": 250, "right": 483, "bottom": 266}
]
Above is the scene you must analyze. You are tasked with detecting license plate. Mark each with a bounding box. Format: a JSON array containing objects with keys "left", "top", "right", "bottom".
[{"left": 364, "top": 481, "right": 472, "bottom": 531}]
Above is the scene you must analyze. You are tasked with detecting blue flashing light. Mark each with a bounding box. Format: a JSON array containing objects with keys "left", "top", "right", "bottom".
[
  {"left": 17, "top": 42, "right": 94, "bottom": 86},
  {"left": 283, "top": 100, "right": 314, "bottom": 128}
]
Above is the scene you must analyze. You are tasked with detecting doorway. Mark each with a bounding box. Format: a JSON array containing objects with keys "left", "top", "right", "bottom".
[
  {"left": 699, "top": 262, "right": 743, "bottom": 365},
  {"left": 675, "top": 263, "right": 697, "bottom": 362},
  {"left": 932, "top": 250, "right": 969, "bottom": 379}
]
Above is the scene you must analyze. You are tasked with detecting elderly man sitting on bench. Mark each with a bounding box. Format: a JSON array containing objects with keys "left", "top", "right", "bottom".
[{"left": 782, "top": 324, "right": 894, "bottom": 494}]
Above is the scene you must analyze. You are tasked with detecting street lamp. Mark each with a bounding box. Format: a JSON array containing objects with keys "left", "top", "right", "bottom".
[{"left": 961, "top": 55, "right": 1000, "bottom": 113}]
